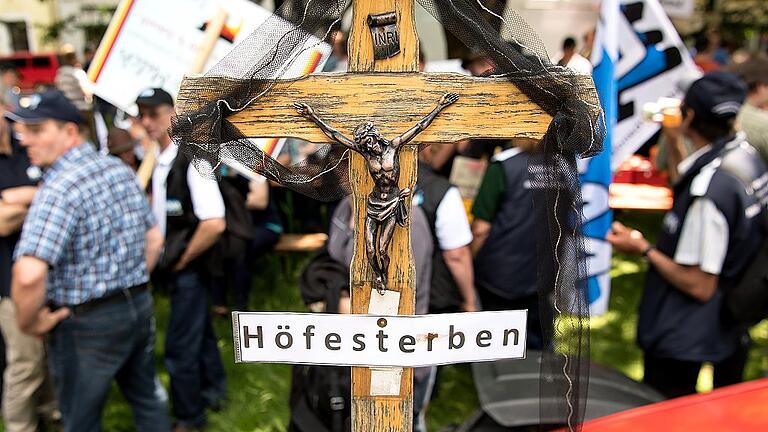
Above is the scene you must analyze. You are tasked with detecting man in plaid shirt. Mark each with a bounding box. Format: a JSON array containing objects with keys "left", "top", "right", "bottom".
[{"left": 8, "top": 90, "right": 170, "bottom": 432}]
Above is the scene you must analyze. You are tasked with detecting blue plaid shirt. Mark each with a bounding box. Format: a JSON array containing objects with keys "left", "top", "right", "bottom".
[{"left": 14, "top": 143, "right": 155, "bottom": 305}]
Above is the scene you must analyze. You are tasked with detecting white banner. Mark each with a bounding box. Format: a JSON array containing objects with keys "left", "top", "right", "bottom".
[
  {"left": 610, "top": 0, "right": 700, "bottom": 170},
  {"left": 233, "top": 311, "right": 528, "bottom": 368},
  {"left": 87, "top": 0, "right": 331, "bottom": 114}
]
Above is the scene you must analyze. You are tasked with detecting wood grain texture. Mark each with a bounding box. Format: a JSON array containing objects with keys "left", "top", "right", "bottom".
[
  {"left": 176, "top": 72, "right": 551, "bottom": 143},
  {"left": 349, "top": 1, "right": 417, "bottom": 431},
  {"left": 347, "top": 0, "right": 419, "bottom": 73}
]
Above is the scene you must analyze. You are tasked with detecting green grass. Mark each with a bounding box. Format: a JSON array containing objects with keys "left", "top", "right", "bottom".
[{"left": 34, "top": 212, "right": 768, "bottom": 430}]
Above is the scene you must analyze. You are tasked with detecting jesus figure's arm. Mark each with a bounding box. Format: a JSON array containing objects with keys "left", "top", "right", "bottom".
[
  {"left": 392, "top": 93, "right": 459, "bottom": 147},
  {"left": 293, "top": 103, "right": 358, "bottom": 151}
]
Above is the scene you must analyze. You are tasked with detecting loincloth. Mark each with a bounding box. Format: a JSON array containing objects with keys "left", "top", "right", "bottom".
[{"left": 366, "top": 188, "right": 410, "bottom": 227}]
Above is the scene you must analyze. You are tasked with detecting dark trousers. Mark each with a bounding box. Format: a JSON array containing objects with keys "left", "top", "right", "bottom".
[
  {"left": 48, "top": 290, "right": 170, "bottom": 432},
  {"left": 212, "top": 227, "right": 279, "bottom": 310},
  {"left": 643, "top": 334, "right": 750, "bottom": 399},
  {"left": 477, "top": 289, "right": 545, "bottom": 350},
  {"left": 164, "top": 269, "right": 227, "bottom": 427}
]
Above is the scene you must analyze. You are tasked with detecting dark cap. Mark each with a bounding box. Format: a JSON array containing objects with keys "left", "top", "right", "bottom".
[
  {"left": 684, "top": 71, "right": 747, "bottom": 121},
  {"left": 135, "top": 88, "right": 174, "bottom": 107},
  {"left": 4, "top": 90, "right": 84, "bottom": 125}
]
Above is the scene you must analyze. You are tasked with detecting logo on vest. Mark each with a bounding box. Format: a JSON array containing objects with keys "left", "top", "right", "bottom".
[
  {"left": 662, "top": 212, "right": 679, "bottom": 234},
  {"left": 166, "top": 199, "right": 183, "bottom": 216}
]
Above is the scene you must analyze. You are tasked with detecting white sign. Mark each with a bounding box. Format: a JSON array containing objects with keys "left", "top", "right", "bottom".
[
  {"left": 88, "top": 0, "right": 331, "bottom": 114},
  {"left": 609, "top": 0, "right": 700, "bottom": 170},
  {"left": 233, "top": 311, "right": 528, "bottom": 368}
]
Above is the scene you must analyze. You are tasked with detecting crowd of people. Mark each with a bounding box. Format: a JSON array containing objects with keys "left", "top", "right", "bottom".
[
  {"left": 0, "top": 17, "right": 767, "bottom": 432},
  {"left": 0, "top": 54, "right": 284, "bottom": 430}
]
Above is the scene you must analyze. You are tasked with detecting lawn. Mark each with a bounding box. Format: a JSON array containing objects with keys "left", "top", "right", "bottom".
[{"left": 59, "top": 212, "right": 768, "bottom": 430}]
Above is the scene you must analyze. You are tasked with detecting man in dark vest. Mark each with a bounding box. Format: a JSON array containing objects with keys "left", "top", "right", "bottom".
[
  {"left": 608, "top": 72, "right": 768, "bottom": 398},
  {"left": 414, "top": 153, "right": 476, "bottom": 314},
  {"left": 470, "top": 139, "right": 545, "bottom": 349},
  {"left": 138, "top": 88, "right": 227, "bottom": 431}
]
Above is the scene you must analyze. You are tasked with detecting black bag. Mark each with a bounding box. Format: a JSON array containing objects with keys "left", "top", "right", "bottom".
[
  {"left": 718, "top": 144, "right": 768, "bottom": 326},
  {"left": 287, "top": 365, "right": 351, "bottom": 432},
  {"left": 723, "top": 239, "right": 768, "bottom": 326},
  {"left": 288, "top": 249, "right": 352, "bottom": 432}
]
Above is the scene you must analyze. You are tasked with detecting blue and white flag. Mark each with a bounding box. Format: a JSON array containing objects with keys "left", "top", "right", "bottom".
[
  {"left": 580, "top": 0, "right": 618, "bottom": 316},
  {"left": 581, "top": 0, "right": 699, "bottom": 315},
  {"left": 611, "top": 0, "right": 701, "bottom": 170}
]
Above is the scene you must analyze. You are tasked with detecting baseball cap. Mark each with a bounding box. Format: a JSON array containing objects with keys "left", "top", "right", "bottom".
[
  {"left": 4, "top": 90, "right": 84, "bottom": 125},
  {"left": 135, "top": 88, "right": 174, "bottom": 107},
  {"left": 683, "top": 71, "right": 747, "bottom": 122}
]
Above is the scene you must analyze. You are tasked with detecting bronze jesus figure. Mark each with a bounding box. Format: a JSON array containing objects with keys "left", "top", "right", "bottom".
[{"left": 294, "top": 93, "right": 459, "bottom": 293}]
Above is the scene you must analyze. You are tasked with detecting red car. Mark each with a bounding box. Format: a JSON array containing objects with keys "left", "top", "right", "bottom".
[
  {"left": 0, "top": 52, "right": 59, "bottom": 92},
  {"left": 576, "top": 379, "right": 768, "bottom": 431}
]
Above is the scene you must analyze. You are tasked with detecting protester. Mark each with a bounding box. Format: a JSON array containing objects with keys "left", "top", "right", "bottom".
[
  {"left": 608, "top": 72, "right": 767, "bottom": 398},
  {"left": 211, "top": 178, "right": 281, "bottom": 314},
  {"left": 107, "top": 126, "right": 140, "bottom": 171},
  {"left": 9, "top": 90, "right": 169, "bottom": 431},
  {"left": 209, "top": 173, "right": 281, "bottom": 316},
  {"left": 326, "top": 31, "right": 349, "bottom": 72},
  {"left": 54, "top": 45, "right": 90, "bottom": 112},
  {"left": 326, "top": 196, "right": 434, "bottom": 432},
  {"left": 0, "top": 64, "right": 21, "bottom": 110},
  {"left": 470, "top": 139, "right": 546, "bottom": 349},
  {"left": 414, "top": 158, "right": 476, "bottom": 315},
  {"left": 580, "top": 29, "right": 595, "bottom": 60},
  {"left": 431, "top": 54, "right": 506, "bottom": 178},
  {"left": 693, "top": 33, "right": 722, "bottom": 73},
  {"left": 731, "top": 56, "right": 768, "bottom": 162},
  {"left": 0, "top": 110, "right": 58, "bottom": 432},
  {"left": 138, "top": 88, "right": 227, "bottom": 431},
  {"left": 558, "top": 36, "right": 593, "bottom": 74}
]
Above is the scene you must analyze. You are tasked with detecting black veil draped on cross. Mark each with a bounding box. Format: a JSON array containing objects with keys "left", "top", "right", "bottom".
[{"left": 171, "top": 1, "right": 604, "bottom": 430}]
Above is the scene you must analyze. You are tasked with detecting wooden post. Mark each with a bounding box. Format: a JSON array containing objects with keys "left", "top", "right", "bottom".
[{"left": 347, "top": 1, "right": 418, "bottom": 431}]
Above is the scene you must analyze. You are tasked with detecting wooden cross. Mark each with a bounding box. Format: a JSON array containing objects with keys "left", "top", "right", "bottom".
[{"left": 178, "top": 0, "right": 552, "bottom": 430}]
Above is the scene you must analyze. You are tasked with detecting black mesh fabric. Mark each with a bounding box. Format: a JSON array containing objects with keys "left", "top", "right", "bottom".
[{"left": 171, "top": 1, "right": 603, "bottom": 430}]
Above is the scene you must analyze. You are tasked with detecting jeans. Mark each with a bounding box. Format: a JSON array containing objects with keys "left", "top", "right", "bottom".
[
  {"left": 165, "top": 269, "right": 227, "bottom": 427},
  {"left": 47, "top": 289, "right": 170, "bottom": 432}
]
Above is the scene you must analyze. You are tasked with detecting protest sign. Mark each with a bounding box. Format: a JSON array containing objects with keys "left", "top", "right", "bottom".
[
  {"left": 87, "top": 0, "right": 331, "bottom": 115},
  {"left": 449, "top": 156, "right": 487, "bottom": 203},
  {"left": 233, "top": 311, "right": 528, "bottom": 368}
]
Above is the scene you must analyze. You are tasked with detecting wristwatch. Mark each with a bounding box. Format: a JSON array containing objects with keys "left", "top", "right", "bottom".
[{"left": 641, "top": 245, "right": 655, "bottom": 257}]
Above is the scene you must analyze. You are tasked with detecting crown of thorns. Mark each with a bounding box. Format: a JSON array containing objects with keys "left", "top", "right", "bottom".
[{"left": 353, "top": 121, "right": 379, "bottom": 141}]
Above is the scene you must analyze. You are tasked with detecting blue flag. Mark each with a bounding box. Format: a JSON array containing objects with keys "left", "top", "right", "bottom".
[
  {"left": 582, "top": 0, "right": 699, "bottom": 315},
  {"left": 580, "top": 0, "right": 618, "bottom": 315}
]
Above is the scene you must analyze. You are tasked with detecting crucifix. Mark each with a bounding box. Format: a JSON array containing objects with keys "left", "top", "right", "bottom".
[{"left": 177, "top": 0, "right": 554, "bottom": 430}]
